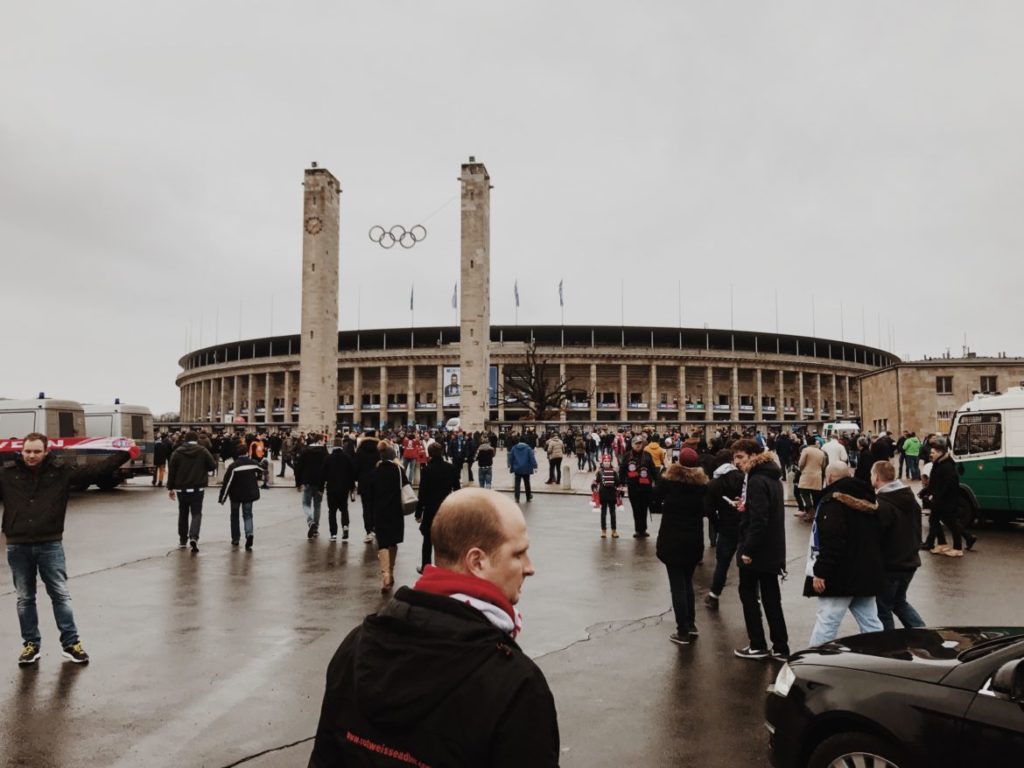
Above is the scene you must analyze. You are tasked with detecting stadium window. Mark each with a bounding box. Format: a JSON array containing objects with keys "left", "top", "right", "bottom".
[{"left": 936, "top": 376, "right": 953, "bottom": 394}]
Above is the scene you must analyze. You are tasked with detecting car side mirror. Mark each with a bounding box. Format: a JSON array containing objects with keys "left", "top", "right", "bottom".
[{"left": 990, "top": 659, "right": 1024, "bottom": 701}]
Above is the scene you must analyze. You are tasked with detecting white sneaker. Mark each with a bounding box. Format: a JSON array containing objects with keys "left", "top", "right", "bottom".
[
  {"left": 363, "top": 532, "right": 375, "bottom": 543},
  {"left": 329, "top": 535, "right": 337, "bottom": 542}
]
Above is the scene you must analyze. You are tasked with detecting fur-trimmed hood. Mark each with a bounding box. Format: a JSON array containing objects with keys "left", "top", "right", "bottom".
[
  {"left": 745, "top": 450, "right": 782, "bottom": 478},
  {"left": 822, "top": 477, "right": 877, "bottom": 514},
  {"left": 662, "top": 463, "right": 708, "bottom": 486}
]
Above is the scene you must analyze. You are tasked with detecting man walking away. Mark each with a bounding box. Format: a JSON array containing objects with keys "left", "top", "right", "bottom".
[
  {"left": 545, "top": 433, "right": 564, "bottom": 485},
  {"left": 323, "top": 437, "right": 356, "bottom": 542},
  {"left": 902, "top": 432, "right": 922, "bottom": 481},
  {"left": 703, "top": 450, "right": 744, "bottom": 610},
  {"left": 308, "top": 488, "right": 559, "bottom": 767},
  {"left": 804, "top": 465, "right": 884, "bottom": 646},
  {"left": 872, "top": 460, "right": 925, "bottom": 630},
  {"left": 296, "top": 435, "right": 329, "bottom": 539},
  {"left": 731, "top": 439, "right": 790, "bottom": 661},
  {"left": 415, "top": 442, "right": 461, "bottom": 572},
  {"left": 218, "top": 442, "right": 262, "bottom": 550},
  {"left": 167, "top": 431, "right": 218, "bottom": 553},
  {"left": 475, "top": 438, "right": 495, "bottom": 489},
  {"left": 507, "top": 439, "right": 537, "bottom": 503},
  {"left": 2, "top": 433, "right": 131, "bottom": 664},
  {"left": 355, "top": 430, "right": 381, "bottom": 543},
  {"left": 153, "top": 433, "right": 171, "bottom": 487}
]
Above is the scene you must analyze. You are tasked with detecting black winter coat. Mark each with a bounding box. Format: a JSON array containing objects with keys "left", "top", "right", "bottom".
[
  {"left": 371, "top": 460, "right": 409, "bottom": 549},
  {"left": 618, "top": 450, "right": 658, "bottom": 494},
  {"left": 705, "top": 466, "right": 744, "bottom": 539},
  {"left": 416, "top": 457, "right": 460, "bottom": 534},
  {"left": 295, "top": 445, "right": 329, "bottom": 488},
  {"left": 0, "top": 452, "right": 130, "bottom": 544},
  {"left": 876, "top": 485, "right": 923, "bottom": 572},
  {"left": 308, "top": 587, "right": 559, "bottom": 768},
  {"left": 737, "top": 453, "right": 787, "bottom": 574},
  {"left": 167, "top": 443, "right": 217, "bottom": 489},
  {"left": 803, "top": 477, "right": 885, "bottom": 598},
  {"left": 154, "top": 439, "right": 172, "bottom": 466},
  {"left": 218, "top": 456, "right": 262, "bottom": 505},
  {"left": 655, "top": 468, "right": 708, "bottom": 567},
  {"left": 925, "top": 454, "right": 960, "bottom": 516},
  {"left": 323, "top": 448, "right": 356, "bottom": 497}
]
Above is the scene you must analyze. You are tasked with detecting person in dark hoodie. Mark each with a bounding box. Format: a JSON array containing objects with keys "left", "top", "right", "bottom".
[
  {"left": 167, "top": 430, "right": 218, "bottom": 553},
  {"left": 871, "top": 460, "right": 925, "bottom": 630},
  {"left": 308, "top": 488, "right": 559, "bottom": 768},
  {"left": 655, "top": 449, "right": 708, "bottom": 645},
  {"left": 370, "top": 441, "right": 410, "bottom": 593},
  {"left": 295, "top": 435, "right": 329, "bottom": 539},
  {"left": 354, "top": 429, "right": 381, "bottom": 543},
  {"left": 217, "top": 441, "right": 262, "bottom": 550},
  {"left": 804, "top": 464, "right": 885, "bottom": 647},
  {"left": 921, "top": 436, "right": 975, "bottom": 556},
  {"left": 703, "top": 449, "right": 745, "bottom": 611},
  {"left": 322, "top": 437, "right": 356, "bottom": 542},
  {"left": 731, "top": 439, "right": 790, "bottom": 661},
  {"left": 415, "top": 442, "right": 461, "bottom": 572}
]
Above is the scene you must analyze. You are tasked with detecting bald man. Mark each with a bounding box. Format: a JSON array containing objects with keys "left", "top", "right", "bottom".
[{"left": 309, "top": 488, "right": 559, "bottom": 768}]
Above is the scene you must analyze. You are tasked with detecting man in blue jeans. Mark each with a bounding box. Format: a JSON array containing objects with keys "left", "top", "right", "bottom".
[
  {"left": 1, "top": 432, "right": 131, "bottom": 665},
  {"left": 872, "top": 460, "right": 926, "bottom": 630},
  {"left": 702, "top": 451, "right": 744, "bottom": 610}
]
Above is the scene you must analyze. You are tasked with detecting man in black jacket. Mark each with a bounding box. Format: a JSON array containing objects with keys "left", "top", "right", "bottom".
[
  {"left": 805, "top": 465, "right": 885, "bottom": 646},
  {"left": 323, "top": 437, "right": 356, "bottom": 542},
  {"left": 167, "top": 431, "right": 218, "bottom": 553},
  {"left": 618, "top": 436, "right": 659, "bottom": 538},
  {"left": 732, "top": 439, "right": 790, "bottom": 660},
  {"left": 1, "top": 432, "right": 131, "bottom": 665},
  {"left": 415, "top": 442, "right": 461, "bottom": 571},
  {"left": 703, "top": 450, "right": 745, "bottom": 610},
  {"left": 871, "top": 460, "right": 926, "bottom": 630},
  {"left": 309, "top": 488, "right": 559, "bottom": 767},
  {"left": 354, "top": 430, "right": 381, "bottom": 543},
  {"left": 295, "top": 435, "right": 329, "bottom": 539},
  {"left": 922, "top": 437, "right": 975, "bottom": 556},
  {"left": 217, "top": 442, "right": 262, "bottom": 550}
]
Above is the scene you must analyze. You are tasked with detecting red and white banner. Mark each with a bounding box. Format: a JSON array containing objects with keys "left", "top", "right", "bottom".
[{"left": 0, "top": 436, "right": 140, "bottom": 460}]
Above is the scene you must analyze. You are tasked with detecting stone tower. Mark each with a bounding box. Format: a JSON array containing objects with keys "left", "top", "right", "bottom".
[
  {"left": 458, "top": 157, "right": 491, "bottom": 433},
  {"left": 298, "top": 164, "right": 341, "bottom": 434}
]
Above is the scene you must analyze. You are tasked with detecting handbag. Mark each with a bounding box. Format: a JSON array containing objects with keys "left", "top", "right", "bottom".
[{"left": 398, "top": 465, "right": 418, "bottom": 515}]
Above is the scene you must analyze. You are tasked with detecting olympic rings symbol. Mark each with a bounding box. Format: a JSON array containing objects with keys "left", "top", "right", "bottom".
[{"left": 368, "top": 224, "right": 427, "bottom": 249}]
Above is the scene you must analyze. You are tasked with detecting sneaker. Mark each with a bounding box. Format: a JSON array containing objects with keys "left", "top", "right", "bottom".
[
  {"left": 526, "top": 496, "right": 533, "bottom": 502},
  {"left": 965, "top": 535, "right": 978, "bottom": 551},
  {"left": 231, "top": 540, "right": 239, "bottom": 547},
  {"left": 18, "top": 642, "right": 41, "bottom": 666},
  {"left": 342, "top": 527, "right": 349, "bottom": 541},
  {"left": 178, "top": 539, "right": 187, "bottom": 549},
  {"left": 687, "top": 627, "right": 699, "bottom": 638},
  {"left": 668, "top": 632, "right": 691, "bottom": 646},
  {"left": 61, "top": 642, "right": 90, "bottom": 664},
  {"left": 307, "top": 525, "right": 316, "bottom": 540},
  {"left": 611, "top": 530, "right": 619, "bottom": 538},
  {"left": 704, "top": 594, "right": 719, "bottom": 610},
  {"left": 189, "top": 539, "right": 199, "bottom": 553},
  {"left": 930, "top": 544, "right": 952, "bottom": 554},
  {"left": 942, "top": 548, "right": 965, "bottom": 557},
  {"left": 312, "top": 524, "right": 320, "bottom": 538},
  {"left": 329, "top": 535, "right": 337, "bottom": 542},
  {"left": 245, "top": 535, "right": 253, "bottom": 551},
  {"left": 734, "top": 646, "right": 769, "bottom": 659},
  {"left": 363, "top": 532, "right": 375, "bottom": 543},
  {"left": 769, "top": 647, "right": 790, "bottom": 661}
]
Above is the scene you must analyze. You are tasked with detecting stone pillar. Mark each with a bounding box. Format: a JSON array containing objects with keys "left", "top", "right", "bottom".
[
  {"left": 283, "top": 370, "right": 291, "bottom": 425},
  {"left": 299, "top": 164, "right": 341, "bottom": 433},
  {"left": 831, "top": 375, "right": 838, "bottom": 420},
  {"left": 232, "top": 376, "right": 240, "bottom": 422},
  {"left": 179, "top": 386, "right": 186, "bottom": 422},
  {"left": 497, "top": 364, "right": 506, "bottom": 421},
  {"left": 379, "top": 366, "right": 388, "bottom": 429},
  {"left": 816, "top": 373, "right": 823, "bottom": 424},
  {"left": 407, "top": 365, "right": 416, "bottom": 425},
  {"left": 730, "top": 366, "right": 739, "bottom": 422},
  {"left": 755, "top": 368, "right": 763, "bottom": 422},
  {"left": 706, "top": 367, "right": 714, "bottom": 419},
  {"left": 265, "top": 372, "right": 272, "bottom": 426},
  {"left": 590, "top": 364, "right": 598, "bottom": 421},
  {"left": 218, "top": 378, "right": 226, "bottom": 425},
  {"left": 247, "top": 374, "right": 255, "bottom": 427},
  {"left": 650, "top": 364, "right": 658, "bottom": 421},
  {"left": 559, "top": 363, "right": 567, "bottom": 423},
  {"left": 678, "top": 366, "right": 686, "bottom": 422},
  {"left": 619, "top": 364, "right": 628, "bottom": 421},
  {"left": 778, "top": 370, "right": 785, "bottom": 424},
  {"left": 845, "top": 376, "right": 852, "bottom": 416},
  {"left": 353, "top": 366, "right": 362, "bottom": 424},
  {"left": 457, "top": 157, "right": 491, "bottom": 433},
  {"left": 436, "top": 366, "right": 444, "bottom": 423},
  {"left": 797, "top": 373, "right": 805, "bottom": 424}
]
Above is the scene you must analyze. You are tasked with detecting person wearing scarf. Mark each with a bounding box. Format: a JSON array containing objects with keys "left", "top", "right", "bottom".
[{"left": 309, "top": 488, "right": 559, "bottom": 768}]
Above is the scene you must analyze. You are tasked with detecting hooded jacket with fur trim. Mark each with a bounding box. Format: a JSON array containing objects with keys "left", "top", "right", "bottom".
[
  {"left": 655, "top": 464, "right": 708, "bottom": 566},
  {"left": 803, "top": 477, "right": 885, "bottom": 598},
  {"left": 737, "top": 452, "right": 787, "bottom": 574}
]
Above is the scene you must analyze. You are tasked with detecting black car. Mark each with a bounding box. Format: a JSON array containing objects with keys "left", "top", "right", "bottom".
[{"left": 765, "top": 627, "right": 1024, "bottom": 768}]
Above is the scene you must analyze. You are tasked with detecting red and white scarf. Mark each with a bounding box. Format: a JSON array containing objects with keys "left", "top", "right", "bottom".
[{"left": 414, "top": 565, "right": 523, "bottom": 638}]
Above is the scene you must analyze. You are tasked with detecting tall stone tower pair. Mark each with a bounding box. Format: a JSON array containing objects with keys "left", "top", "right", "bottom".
[{"left": 298, "top": 159, "right": 491, "bottom": 434}]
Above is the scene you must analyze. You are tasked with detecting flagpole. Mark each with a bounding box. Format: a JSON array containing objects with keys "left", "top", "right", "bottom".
[{"left": 677, "top": 279, "right": 681, "bottom": 329}]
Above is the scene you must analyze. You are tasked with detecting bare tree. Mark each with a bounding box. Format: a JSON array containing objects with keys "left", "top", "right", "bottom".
[{"left": 500, "top": 342, "right": 589, "bottom": 421}]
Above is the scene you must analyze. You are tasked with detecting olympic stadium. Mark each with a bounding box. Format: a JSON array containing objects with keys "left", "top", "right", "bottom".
[{"left": 175, "top": 323, "right": 896, "bottom": 430}]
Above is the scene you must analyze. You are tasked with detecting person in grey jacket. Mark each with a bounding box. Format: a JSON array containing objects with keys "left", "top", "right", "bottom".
[{"left": 167, "top": 431, "right": 217, "bottom": 553}]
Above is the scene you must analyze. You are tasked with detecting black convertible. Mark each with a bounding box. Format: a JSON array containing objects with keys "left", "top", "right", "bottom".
[{"left": 765, "top": 627, "right": 1024, "bottom": 768}]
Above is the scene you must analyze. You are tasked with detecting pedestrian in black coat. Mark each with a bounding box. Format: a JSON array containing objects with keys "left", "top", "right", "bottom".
[
  {"left": 218, "top": 451, "right": 262, "bottom": 548},
  {"left": 654, "top": 455, "right": 708, "bottom": 644},
  {"left": 370, "top": 441, "right": 411, "bottom": 592},
  {"left": 354, "top": 434, "right": 380, "bottom": 540},
  {"left": 323, "top": 439, "right": 356, "bottom": 541},
  {"left": 415, "top": 443, "right": 461, "bottom": 571}
]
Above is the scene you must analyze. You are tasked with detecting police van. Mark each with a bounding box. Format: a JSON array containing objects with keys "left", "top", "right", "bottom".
[
  {"left": 0, "top": 397, "right": 140, "bottom": 490},
  {"left": 83, "top": 402, "right": 155, "bottom": 481},
  {"left": 949, "top": 387, "right": 1024, "bottom": 523}
]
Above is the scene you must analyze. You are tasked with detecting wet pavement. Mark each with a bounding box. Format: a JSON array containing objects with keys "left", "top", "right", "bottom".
[{"left": 1, "top": 475, "right": 1023, "bottom": 767}]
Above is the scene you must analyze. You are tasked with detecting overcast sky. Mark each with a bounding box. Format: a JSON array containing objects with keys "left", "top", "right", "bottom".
[{"left": 2, "top": 2, "right": 1022, "bottom": 414}]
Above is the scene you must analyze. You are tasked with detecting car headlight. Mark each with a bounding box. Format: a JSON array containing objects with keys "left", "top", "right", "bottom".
[{"left": 773, "top": 663, "right": 795, "bottom": 698}]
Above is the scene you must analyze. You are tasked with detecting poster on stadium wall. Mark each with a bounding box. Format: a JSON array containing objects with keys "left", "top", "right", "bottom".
[
  {"left": 442, "top": 366, "right": 461, "bottom": 408},
  {"left": 489, "top": 365, "right": 498, "bottom": 407}
]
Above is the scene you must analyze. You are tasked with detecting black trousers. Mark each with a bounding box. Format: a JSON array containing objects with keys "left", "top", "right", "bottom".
[
  {"left": 548, "top": 457, "right": 562, "bottom": 484},
  {"left": 513, "top": 474, "right": 532, "bottom": 501},
  {"left": 326, "top": 492, "right": 350, "bottom": 537},
  {"left": 738, "top": 566, "right": 789, "bottom": 652},
  {"left": 177, "top": 490, "right": 204, "bottom": 542},
  {"left": 628, "top": 490, "right": 650, "bottom": 535},
  {"left": 359, "top": 487, "right": 375, "bottom": 534}
]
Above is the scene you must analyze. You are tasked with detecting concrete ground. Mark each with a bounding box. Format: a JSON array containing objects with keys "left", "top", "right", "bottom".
[{"left": 1, "top": 465, "right": 1021, "bottom": 767}]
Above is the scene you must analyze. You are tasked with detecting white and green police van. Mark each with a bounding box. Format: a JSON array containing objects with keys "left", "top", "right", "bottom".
[{"left": 950, "top": 387, "right": 1024, "bottom": 523}]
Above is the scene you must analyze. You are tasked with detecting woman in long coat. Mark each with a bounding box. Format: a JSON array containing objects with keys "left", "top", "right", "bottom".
[
  {"left": 371, "top": 441, "right": 411, "bottom": 592},
  {"left": 654, "top": 449, "right": 708, "bottom": 645},
  {"left": 797, "top": 435, "right": 827, "bottom": 518}
]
